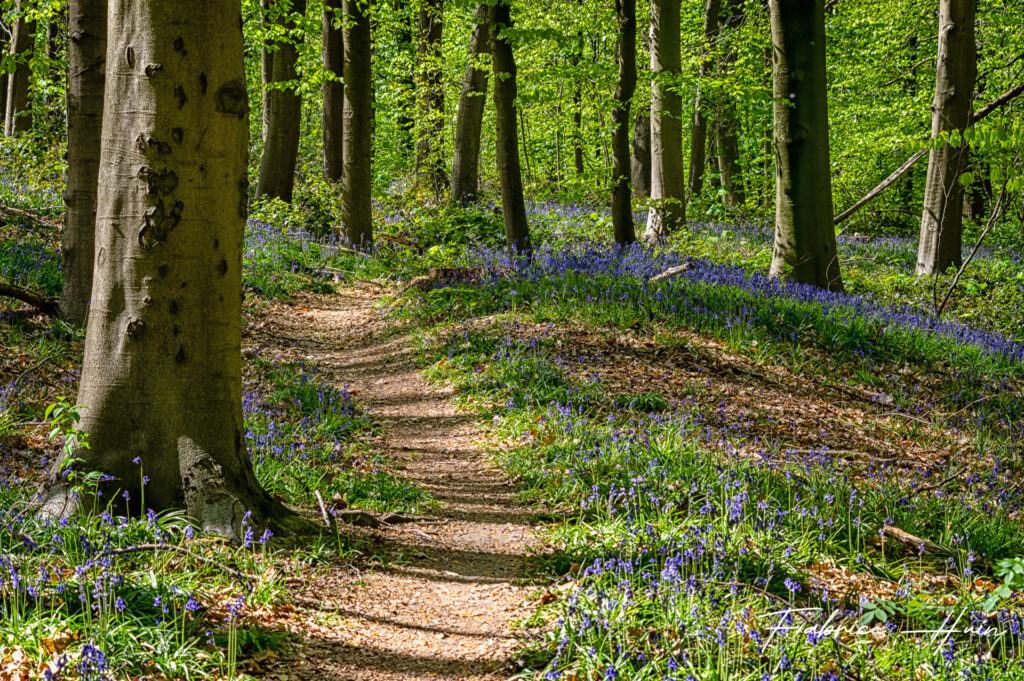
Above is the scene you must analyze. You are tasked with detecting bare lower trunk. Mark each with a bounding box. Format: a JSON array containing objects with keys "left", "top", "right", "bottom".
[
  {"left": 688, "top": 0, "right": 721, "bottom": 198},
  {"left": 611, "top": 0, "right": 637, "bottom": 245},
  {"left": 631, "top": 111, "right": 650, "bottom": 197},
  {"left": 642, "top": 0, "right": 685, "bottom": 242},
  {"left": 323, "top": 0, "right": 344, "bottom": 182},
  {"left": 767, "top": 0, "right": 843, "bottom": 291},
  {"left": 256, "top": 0, "right": 306, "bottom": 203},
  {"left": 61, "top": 0, "right": 107, "bottom": 325},
  {"left": 916, "top": 0, "right": 976, "bottom": 275},
  {"left": 416, "top": 0, "right": 445, "bottom": 195},
  {"left": 6, "top": 4, "right": 35, "bottom": 136},
  {"left": 450, "top": 4, "right": 490, "bottom": 204},
  {"left": 489, "top": 0, "right": 531, "bottom": 256},
  {"left": 341, "top": 0, "right": 373, "bottom": 248},
  {"left": 48, "top": 0, "right": 293, "bottom": 539},
  {"left": 716, "top": 102, "right": 745, "bottom": 209}
]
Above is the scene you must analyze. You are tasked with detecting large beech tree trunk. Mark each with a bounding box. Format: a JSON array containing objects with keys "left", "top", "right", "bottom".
[
  {"left": 341, "top": 0, "right": 373, "bottom": 248},
  {"left": 415, "top": 0, "right": 446, "bottom": 194},
  {"left": 323, "top": 0, "right": 344, "bottom": 182},
  {"left": 642, "top": 0, "right": 685, "bottom": 243},
  {"left": 610, "top": 0, "right": 636, "bottom": 245},
  {"left": 61, "top": 0, "right": 106, "bottom": 325},
  {"left": 688, "top": 0, "right": 721, "bottom": 198},
  {"left": 256, "top": 0, "right": 306, "bottom": 202},
  {"left": 631, "top": 111, "right": 650, "bottom": 197},
  {"left": 767, "top": 0, "right": 843, "bottom": 291},
  {"left": 450, "top": 4, "right": 490, "bottom": 204},
  {"left": 48, "top": 0, "right": 292, "bottom": 538},
  {"left": 489, "top": 0, "right": 531, "bottom": 256},
  {"left": 6, "top": 3, "right": 35, "bottom": 136},
  {"left": 916, "top": 0, "right": 976, "bottom": 275}
]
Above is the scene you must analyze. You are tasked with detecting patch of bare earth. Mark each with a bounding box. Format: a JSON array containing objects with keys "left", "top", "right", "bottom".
[{"left": 246, "top": 286, "right": 541, "bottom": 681}]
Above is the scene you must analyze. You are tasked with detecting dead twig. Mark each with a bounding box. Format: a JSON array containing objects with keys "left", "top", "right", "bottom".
[{"left": 0, "top": 281, "right": 59, "bottom": 315}]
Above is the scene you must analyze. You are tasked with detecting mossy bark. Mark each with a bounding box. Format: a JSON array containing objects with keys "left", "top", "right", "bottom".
[
  {"left": 6, "top": 2, "right": 35, "bottom": 136},
  {"left": 341, "top": 0, "right": 373, "bottom": 248},
  {"left": 322, "top": 0, "right": 345, "bottom": 182},
  {"left": 450, "top": 4, "right": 490, "bottom": 205}
]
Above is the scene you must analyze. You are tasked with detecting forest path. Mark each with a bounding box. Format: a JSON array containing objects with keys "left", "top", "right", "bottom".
[{"left": 253, "top": 284, "right": 540, "bottom": 681}]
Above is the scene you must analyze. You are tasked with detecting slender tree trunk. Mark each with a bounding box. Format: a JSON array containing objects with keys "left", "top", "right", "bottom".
[
  {"left": 489, "top": 0, "right": 531, "bottom": 256},
  {"left": 571, "top": 29, "right": 584, "bottom": 178},
  {"left": 611, "top": 0, "right": 636, "bottom": 245},
  {"left": 415, "top": 0, "right": 445, "bottom": 195},
  {"left": 767, "top": 0, "right": 843, "bottom": 291},
  {"left": 46, "top": 0, "right": 294, "bottom": 538},
  {"left": 323, "top": 0, "right": 344, "bottom": 182},
  {"left": 6, "top": 3, "right": 35, "bottom": 136},
  {"left": 716, "top": 0, "right": 745, "bottom": 209},
  {"left": 256, "top": 0, "right": 306, "bottom": 202},
  {"left": 0, "top": 24, "right": 9, "bottom": 132},
  {"left": 642, "top": 0, "right": 685, "bottom": 242},
  {"left": 396, "top": 0, "right": 415, "bottom": 153},
  {"left": 341, "top": 0, "right": 373, "bottom": 248},
  {"left": 688, "top": 0, "right": 721, "bottom": 199},
  {"left": 916, "top": 0, "right": 976, "bottom": 275},
  {"left": 61, "top": 0, "right": 106, "bottom": 325},
  {"left": 716, "top": 102, "right": 745, "bottom": 208},
  {"left": 260, "top": 0, "right": 272, "bottom": 142},
  {"left": 631, "top": 110, "right": 650, "bottom": 197},
  {"left": 450, "top": 4, "right": 490, "bottom": 204}
]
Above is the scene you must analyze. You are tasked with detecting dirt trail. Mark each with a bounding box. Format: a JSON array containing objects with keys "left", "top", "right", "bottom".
[{"left": 253, "top": 285, "right": 539, "bottom": 681}]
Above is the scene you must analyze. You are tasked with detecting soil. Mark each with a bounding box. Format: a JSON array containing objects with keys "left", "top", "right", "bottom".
[{"left": 247, "top": 285, "right": 542, "bottom": 681}]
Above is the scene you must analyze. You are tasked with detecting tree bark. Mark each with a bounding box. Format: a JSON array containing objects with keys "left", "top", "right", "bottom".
[
  {"left": 450, "top": 4, "right": 490, "bottom": 205},
  {"left": 0, "top": 22, "right": 9, "bottom": 131},
  {"left": 571, "top": 28, "right": 584, "bottom": 178},
  {"left": 489, "top": 0, "right": 531, "bottom": 256},
  {"left": 6, "top": 2, "right": 35, "bottom": 136},
  {"left": 631, "top": 111, "right": 650, "bottom": 197},
  {"left": 767, "top": 0, "right": 843, "bottom": 291},
  {"left": 323, "top": 0, "right": 344, "bottom": 182},
  {"left": 61, "top": 0, "right": 106, "bottom": 326},
  {"left": 341, "top": 0, "right": 373, "bottom": 248},
  {"left": 611, "top": 0, "right": 636, "bottom": 245},
  {"left": 396, "top": 0, "right": 415, "bottom": 153},
  {"left": 688, "top": 0, "right": 721, "bottom": 199},
  {"left": 260, "top": 0, "right": 272, "bottom": 142},
  {"left": 642, "top": 0, "right": 685, "bottom": 242},
  {"left": 916, "top": 0, "right": 976, "bottom": 275},
  {"left": 415, "top": 0, "right": 446, "bottom": 195},
  {"left": 256, "top": 0, "right": 306, "bottom": 202},
  {"left": 716, "top": 102, "right": 745, "bottom": 208},
  {"left": 47, "top": 0, "right": 293, "bottom": 539}
]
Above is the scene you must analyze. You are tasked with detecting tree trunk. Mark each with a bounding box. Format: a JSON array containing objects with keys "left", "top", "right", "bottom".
[
  {"left": 415, "top": 0, "right": 445, "bottom": 195},
  {"left": 642, "top": 0, "right": 685, "bottom": 242},
  {"left": 611, "top": 0, "right": 636, "bottom": 245},
  {"left": 631, "top": 111, "right": 650, "bottom": 198},
  {"left": 396, "top": 0, "right": 415, "bottom": 153},
  {"left": 767, "top": 0, "right": 843, "bottom": 291},
  {"left": 571, "top": 29, "right": 584, "bottom": 178},
  {"left": 6, "top": 3, "right": 35, "bottom": 136},
  {"left": 916, "top": 0, "right": 976, "bottom": 275},
  {"left": 450, "top": 4, "right": 490, "bottom": 205},
  {"left": 688, "top": 0, "right": 721, "bottom": 199},
  {"left": 260, "top": 0, "right": 272, "bottom": 142},
  {"left": 341, "top": 0, "right": 373, "bottom": 248},
  {"left": 61, "top": 0, "right": 106, "bottom": 326},
  {"left": 489, "top": 0, "right": 531, "bottom": 256},
  {"left": 256, "top": 0, "right": 306, "bottom": 202},
  {"left": 323, "top": 0, "right": 344, "bottom": 182},
  {"left": 0, "top": 24, "right": 9, "bottom": 131},
  {"left": 47, "top": 0, "right": 293, "bottom": 539},
  {"left": 716, "top": 102, "right": 745, "bottom": 208}
]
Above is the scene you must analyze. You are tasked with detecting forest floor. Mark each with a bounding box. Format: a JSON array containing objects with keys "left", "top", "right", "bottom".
[{"left": 246, "top": 285, "right": 543, "bottom": 681}]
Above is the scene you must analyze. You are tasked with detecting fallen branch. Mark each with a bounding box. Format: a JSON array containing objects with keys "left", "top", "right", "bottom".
[
  {"left": 0, "top": 204, "right": 61, "bottom": 229},
  {"left": 0, "top": 281, "right": 59, "bottom": 315},
  {"left": 649, "top": 262, "right": 693, "bottom": 282},
  {"left": 376, "top": 233, "right": 423, "bottom": 253},
  {"left": 834, "top": 81, "right": 1024, "bottom": 226},
  {"left": 881, "top": 525, "right": 950, "bottom": 555}
]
